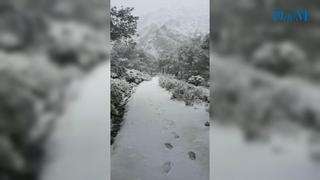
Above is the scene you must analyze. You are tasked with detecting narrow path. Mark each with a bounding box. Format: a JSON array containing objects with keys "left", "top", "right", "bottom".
[
  {"left": 111, "top": 77, "right": 209, "bottom": 180},
  {"left": 41, "top": 62, "right": 109, "bottom": 180}
]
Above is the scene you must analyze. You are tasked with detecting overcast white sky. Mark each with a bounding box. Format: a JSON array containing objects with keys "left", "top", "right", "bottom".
[{"left": 111, "top": 0, "right": 209, "bottom": 17}]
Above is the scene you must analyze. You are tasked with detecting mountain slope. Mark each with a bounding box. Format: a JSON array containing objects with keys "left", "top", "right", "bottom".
[{"left": 136, "top": 8, "right": 209, "bottom": 58}]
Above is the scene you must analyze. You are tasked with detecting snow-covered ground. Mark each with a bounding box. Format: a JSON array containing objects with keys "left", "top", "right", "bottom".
[
  {"left": 213, "top": 122, "right": 320, "bottom": 180},
  {"left": 111, "top": 77, "right": 209, "bottom": 180},
  {"left": 41, "top": 62, "right": 110, "bottom": 180}
]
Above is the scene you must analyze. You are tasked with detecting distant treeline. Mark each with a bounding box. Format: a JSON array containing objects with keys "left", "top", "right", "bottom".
[
  {"left": 111, "top": 6, "right": 209, "bottom": 83},
  {"left": 158, "top": 34, "right": 209, "bottom": 81}
]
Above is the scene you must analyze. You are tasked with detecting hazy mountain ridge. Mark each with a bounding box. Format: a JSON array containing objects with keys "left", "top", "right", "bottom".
[
  {"left": 137, "top": 24, "right": 188, "bottom": 57},
  {"left": 136, "top": 8, "right": 209, "bottom": 57}
]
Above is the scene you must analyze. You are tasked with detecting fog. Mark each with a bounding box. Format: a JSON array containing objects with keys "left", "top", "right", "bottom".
[{"left": 112, "top": 0, "right": 209, "bottom": 16}]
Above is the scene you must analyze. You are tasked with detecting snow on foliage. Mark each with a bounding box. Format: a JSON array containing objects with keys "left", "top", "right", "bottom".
[
  {"left": 159, "top": 76, "right": 209, "bottom": 105},
  {"left": 214, "top": 56, "right": 320, "bottom": 133},
  {"left": 125, "top": 69, "right": 151, "bottom": 84},
  {"left": 111, "top": 68, "right": 151, "bottom": 143},
  {"left": 252, "top": 41, "right": 306, "bottom": 75},
  {"left": 111, "top": 78, "right": 135, "bottom": 110},
  {"left": 48, "top": 21, "right": 107, "bottom": 70},
  {"left": 187, "top": 75, "right": 205, "bottom": 86}
]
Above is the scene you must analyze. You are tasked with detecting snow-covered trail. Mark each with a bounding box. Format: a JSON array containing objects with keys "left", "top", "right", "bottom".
[
  {"left": 111, "top": 77, "right": 209, "bottom": 180},
  {"left": 41, "top": 62, "right": 110, "bottom": 180}
]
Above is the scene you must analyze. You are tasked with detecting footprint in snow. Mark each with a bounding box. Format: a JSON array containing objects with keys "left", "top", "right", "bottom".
[
  {"left": 162, "top": 161, "right": 173, "bottom": 173},
  {"left": 164, "top": 143, "right": 173, "bottom": 150},
  {"left": 171, "top": 132, "right": 180, "bottom": 139},
  {"left": 188, "top": 151, "right": 196, "bottom": 160}
]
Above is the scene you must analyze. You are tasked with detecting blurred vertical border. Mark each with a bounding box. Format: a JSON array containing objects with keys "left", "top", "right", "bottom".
[{"left": 0, "top": 0, "right": 110, "bottom": 180}]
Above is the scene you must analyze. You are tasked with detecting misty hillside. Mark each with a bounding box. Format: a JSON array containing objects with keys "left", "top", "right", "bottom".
[
  {"left": 138, "top": 8, "right": 208, "bottom": 35},
  {"left": 136, "top": 8, "right": 209, "bottom": 57},
  {"left": 137, "top": 24, "right": 188, "bottom": 57}
]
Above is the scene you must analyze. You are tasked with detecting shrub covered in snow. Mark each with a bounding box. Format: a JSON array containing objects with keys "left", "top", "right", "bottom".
[
  {"left": 125, "top": 69, "right": 151, "bottom": 84},
  {"left": 0, "top": 5, "right": 48, "bottom": 51},
  {"left": 110, "top": 68, "right": 151, "bottom": 144},
  {"left": 159, "top": 76, "right": 209, "bottom": 105},
  {"left": 111, "top": 79, "right": 135, "bottom": 111},
  {"left": 187, "top": 75, "right": 205, "bottom": 86},
  {"left": 214, "top": 58, "right": 320, "bottom": 139},
  {"left": 48, "top": 21, "right": 107, "bottom": 70},
  {"left": 252, "top": 41, "right": 306, "bottom": 75},
  {"left": 0, "top": 52, "right": 67, "bottom": 179}
]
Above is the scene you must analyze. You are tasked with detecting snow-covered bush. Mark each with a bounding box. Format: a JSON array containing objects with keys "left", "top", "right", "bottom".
[
  {"left": 252, "top": 41, "right": 306, "bottom": 75},
  {"left": 111, "top": 72, "right": 119, "bottom": 79},
  {"left": 214, "top": 58, "right": 320, "bottom": 137},
  {"left": 187, "top": 75, "right": 205, "bottom": 86},
  {"left": 0, "top": 52, "right": 66, "bottom": 178},
  {"left": 159, "top": 76, "right": 180, "bottom": 91},
  {"left": 159, "top": 76, "right": 209, "bottom": 105},
  {"left": 111, "top": 78, "right": 136, "bottom": 144},
  {"left": 0, "top": 6, "right": 48, "bottom": 51},
  {"left": 125, "top": 69, "right": 151, "bottom": 84},
  {"left": 48, "top": 21, "right": 107, "bottom": 70},
  {"left": 111, "top": 68, "right": 151, "bottom": 143},
  {"left": 111, "top": 79, "right": 134, "bottom": 109},
  {"left": 111, "top": 69, "right": 151, "bottom": 111}
]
